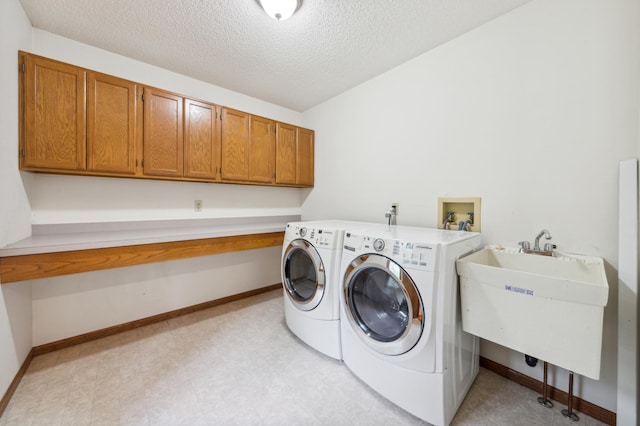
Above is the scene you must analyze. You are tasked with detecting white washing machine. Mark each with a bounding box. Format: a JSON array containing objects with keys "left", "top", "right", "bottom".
[
  {"left": 281, "top": 220, "right": 373, "bottom": 360},
  {"left": 339, "top": 225, "right": 481, "bottom": 426}
]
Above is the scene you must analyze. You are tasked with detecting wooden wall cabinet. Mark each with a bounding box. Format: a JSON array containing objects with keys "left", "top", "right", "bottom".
[
  {"left": 275, "top": 122, "right": 297, "bottom": 185},
  {"left": 142, "top": 88, "right": 183, "bottom": 177},
  {"left": 19, "top": 51, "right": 314, "bottom": 188},
  {"left": 296, "top": 127, "right": 314, "bottom": 187},
  {"left": 87, "top": 72, "right": 137, "bottom": 175},
  {"left": 275, "top": 123, "right": 314, "bottom": 186},
  {"left": 20, "top": 53, "right": 86, "bottom": 171},
  {"left": 221, "top": 109, "right": 276, "bottom": 184},
  {"left": 220, "top": 108, "right": 250, "bottom": 181},
  {"left": 184, "top": 99, "right": 221, "bottom": 180},
  {"left": 248, "top": 115, "right": 275, "bottom": 184}
]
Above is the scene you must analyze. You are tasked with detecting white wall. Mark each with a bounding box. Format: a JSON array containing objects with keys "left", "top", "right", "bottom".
[
  {"left": 617, "top": 159, "right": 638, "bottom": 426},
  {"left": 0, "top": 5, "right": 32, "bottom": 246},
  {"left": 29, "top": 174, "right": 304, "bottom": 224},
  {"left": 0, "top": 0, "right": 34, "bottom": 399},
  {"left": 302, "top": 0, "right": 640, "bottom": 412},
  {"left": 32, "top": 246, "right": 282, "bottom": 345}
]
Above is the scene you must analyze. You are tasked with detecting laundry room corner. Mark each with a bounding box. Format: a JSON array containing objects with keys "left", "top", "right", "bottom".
[{"left": 301, "top": 0, "right": 639, "bottom": 415}]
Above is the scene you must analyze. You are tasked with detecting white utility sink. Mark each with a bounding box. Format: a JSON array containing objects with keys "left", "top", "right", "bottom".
[{"left": 456, "top": 246, "right": 609, "bottom": 380}]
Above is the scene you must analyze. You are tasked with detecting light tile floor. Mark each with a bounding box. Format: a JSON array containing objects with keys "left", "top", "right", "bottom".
[{"left": 0, "top": 290, "right": 609, "bottom": 425}]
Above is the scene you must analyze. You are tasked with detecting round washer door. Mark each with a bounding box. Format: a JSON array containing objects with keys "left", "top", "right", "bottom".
[
  {"left": 343, "top": 253, "right": 424, "bottom": 355},
  {"left": 282, "top": 239, "right": 326, "bottom": 311}
]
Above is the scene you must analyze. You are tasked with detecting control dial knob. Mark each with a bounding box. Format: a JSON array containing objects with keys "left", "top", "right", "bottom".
[
  {"left": 373, "top": 238, "right": 385, "bottom": 252},
  {"left": 299, "top": 227, "right": 307, "bottom": 237}
]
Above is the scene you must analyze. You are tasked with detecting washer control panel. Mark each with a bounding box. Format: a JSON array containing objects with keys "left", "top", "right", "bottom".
[
  {"left": 344, "top": 233, "right": 438, "bottom": 271},
  {"left": 285, "top": 224, "right": 339, "bottom": 249}
]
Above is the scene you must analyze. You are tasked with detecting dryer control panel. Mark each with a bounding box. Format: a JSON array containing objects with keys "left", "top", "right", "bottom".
[
  {"left": 344, "top": 233, "right": 438, "bottom": 271},
  {"left": 285, "top": 224, "right": 340, "bottom": 250}
]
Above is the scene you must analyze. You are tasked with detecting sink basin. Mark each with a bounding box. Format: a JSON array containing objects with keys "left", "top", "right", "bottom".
[{"left": 456, "top": 246, "right": 609, "bottom": 380}]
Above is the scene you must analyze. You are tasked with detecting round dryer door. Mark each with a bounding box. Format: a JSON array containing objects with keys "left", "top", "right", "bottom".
[
  {"left": 343, "top": 254, "right": 424, "bottom": 355},
  {"left": 282, "top": 239, "right": 326, "bottom": 311}
]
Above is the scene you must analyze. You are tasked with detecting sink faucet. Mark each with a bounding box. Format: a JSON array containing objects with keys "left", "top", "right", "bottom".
[
  {"left": 519, "top": 229, "right": 555, "bottom": 256},
  {"left": 385, "top": 205, "right": 397, "bottom": 226},
  {"left": 534, "top": 229, "right": 552, "bottom": 251}
]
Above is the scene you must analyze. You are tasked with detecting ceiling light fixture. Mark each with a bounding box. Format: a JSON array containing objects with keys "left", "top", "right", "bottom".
[{"left": 258, "top": 0, "right": 301, "bottom": 21}]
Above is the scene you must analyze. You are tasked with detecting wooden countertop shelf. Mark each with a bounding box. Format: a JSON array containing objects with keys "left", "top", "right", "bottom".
[
  {"left": 0, "top": 215, "right": 296, "bottom": 284},
  {"left": 0, "top": 232, "right": 283, "bottom": 284}
]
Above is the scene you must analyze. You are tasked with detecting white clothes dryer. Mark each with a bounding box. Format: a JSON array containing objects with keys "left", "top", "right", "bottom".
[
  {"left": 281, "top": 220, "right": 373, "bottom": 360},
  {"left": 339, "top": 225, "right": 481, "bottom": 426}
]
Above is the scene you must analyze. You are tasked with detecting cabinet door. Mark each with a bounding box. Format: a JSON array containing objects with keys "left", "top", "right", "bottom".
[
  {"left": 221, "top": 108, "right": 249, "bottom": 181},
  {"left": 21, "top": 53, "right": 86, "bottom": 170},
  {"left": 249, "top": 116, "right": 275, "bottom": 183},
  {"left": 87, "top": 72, "right": 137, "bottom": 174},
  {"left": 297, "top": 128, "right": 314, "bottom": 186},
  {"left": 143, "top": 88, "right": 183, "bottom": 177},
  {"left": 275, "top": 122, "right": 297, "bottom": 185},
  {"left": 184, "top": 99, "right": 220, "bottom": 180}
]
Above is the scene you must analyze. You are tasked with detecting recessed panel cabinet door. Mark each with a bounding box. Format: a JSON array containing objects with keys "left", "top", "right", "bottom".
[
  {"left": 249, "top": 116, "right": 275, "bottom": 184},
  {"left": 221, "top": 108, "right": 249, "bottom": 181},
  {"left": 87, "top": 72, "right": 137, "bottom": 174},
  {"left": 21, "top": 53, "right": 86, "bottom": 171},
  {"left": 297, "top": 128, "right": 314, "bottom": 187},
  {"left": 275, "top": 122, "right": 296, "bottom": 185},
  {"left": 143, "top": 88, "right": 183, "bottom": 177},
  {"left": 184, "top": 99, "right": 220, "bottom": 180}
]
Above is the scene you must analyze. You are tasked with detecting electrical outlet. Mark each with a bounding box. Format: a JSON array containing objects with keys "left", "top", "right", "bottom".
[
  {"left": 194, "top": 200, "right": 203, "bottom": 212},
  {"left": 391, "top": 202, "right": 399, "bottom": 215}
]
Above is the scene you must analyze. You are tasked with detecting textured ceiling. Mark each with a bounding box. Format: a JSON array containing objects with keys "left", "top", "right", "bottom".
[{"left": 19, "top": 0, "right": 533, "bottom": 111}]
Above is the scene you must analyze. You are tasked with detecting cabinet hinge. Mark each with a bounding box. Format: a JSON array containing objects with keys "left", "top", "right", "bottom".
[
  {"left": 19, "top": 63, "right": 25, "bottom": 73},
  {"left": 141, "top": 160, "right": 144, "bottom": 168},
  {"left": 19, "top": 147, "right": 25, "bottom": 157},
  {"left": 141, "top": 89, "right": 145, "bottom": 102}
]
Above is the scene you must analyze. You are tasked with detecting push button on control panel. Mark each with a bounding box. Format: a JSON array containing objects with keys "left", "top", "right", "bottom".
[{"left": 400, "top": 243, "right": 436, "bottom": 270}]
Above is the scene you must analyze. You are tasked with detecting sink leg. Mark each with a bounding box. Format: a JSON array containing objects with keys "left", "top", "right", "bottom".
[
  {"left": 561, "top": 371, "right": 579, "bottom": 421},
  {"left": 537, "top": 361, "right": 554, "bottom": 408}
]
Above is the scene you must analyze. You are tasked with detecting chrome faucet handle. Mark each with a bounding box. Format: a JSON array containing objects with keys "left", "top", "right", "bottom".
[
  {"left": 544, "top": 243, "right": 557, "bottom": 252},
  {"left": 518, "top": 241, "right": 530, "bottom": 251},
  {"left": 533, "top": 229, "right": 552, "bottom": 251}
]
